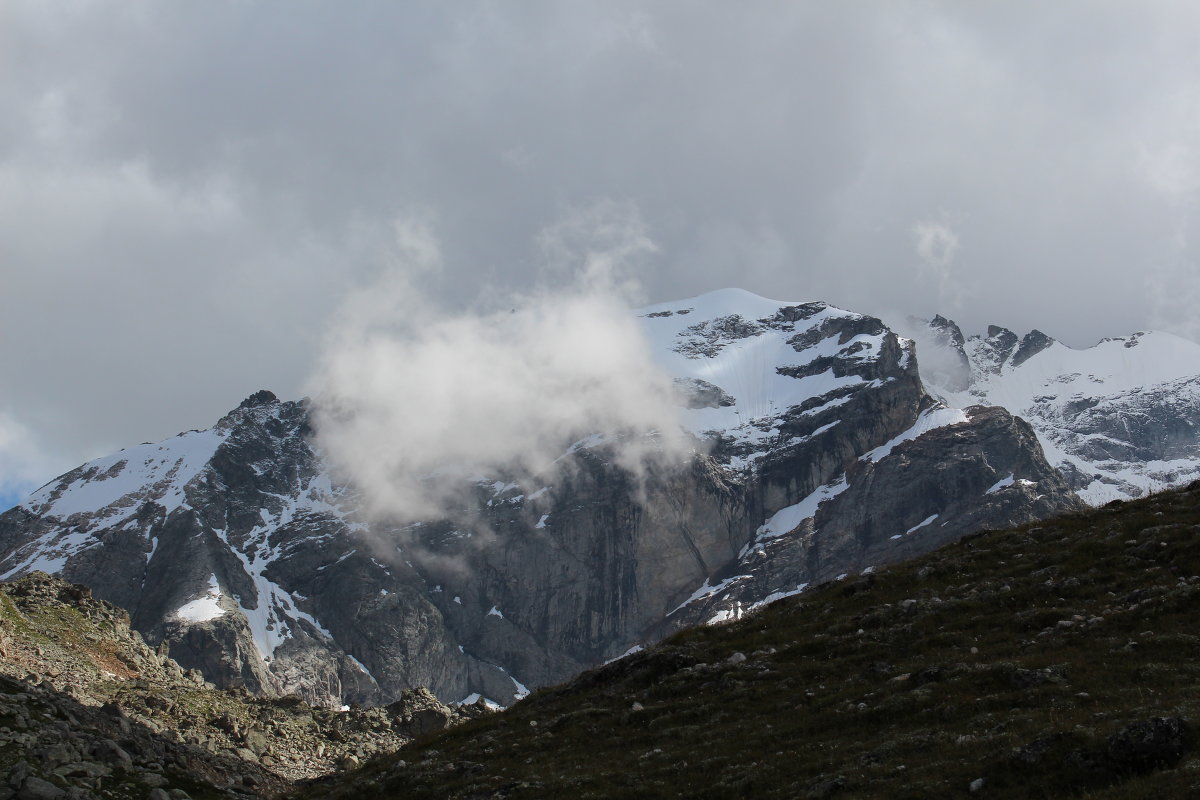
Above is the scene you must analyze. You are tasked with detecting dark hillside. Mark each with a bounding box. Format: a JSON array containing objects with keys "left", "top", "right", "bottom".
[{"left": 298, "top": 482, "right": 1200, "bottom": 799}]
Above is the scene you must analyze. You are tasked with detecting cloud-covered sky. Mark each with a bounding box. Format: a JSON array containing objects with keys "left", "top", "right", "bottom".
[{"left": 4, "top": 1, "right": 1200, "bottom": 502}]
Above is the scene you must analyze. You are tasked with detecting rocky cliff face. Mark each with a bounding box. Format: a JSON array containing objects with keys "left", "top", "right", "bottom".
[
  {"left": 665, "top": 405, "right": 1077, "bottom": 628},
  {"left": 0, "top": 290, "right": 1082, "bottom": 708},
  {"left": 911, "top": 316, "right": 1200, "bottom": 503},
  {"left": 297, "top": 481, "right": 1200, "bottom": 800}
]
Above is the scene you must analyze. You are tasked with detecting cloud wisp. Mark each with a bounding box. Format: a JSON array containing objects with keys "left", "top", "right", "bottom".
[
  {"left": 306, "top": 204, "right": 692, "bottom": 521},
  {"left": 912, "top": 217, "right": 970, "bottom": 314}
]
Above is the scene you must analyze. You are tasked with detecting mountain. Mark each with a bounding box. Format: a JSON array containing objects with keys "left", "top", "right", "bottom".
[
  {"left": 297, "top": 481, "right": 1200, "bottom": 800},
  {"left": 0, "top": 571, "right": 482, "bottom": 799},
  {"left": 0, "top": 290, "right": 1080, "bottom": 709},
  {"left": 912, "top": 316, "right": 1200, "bottom": 504}
]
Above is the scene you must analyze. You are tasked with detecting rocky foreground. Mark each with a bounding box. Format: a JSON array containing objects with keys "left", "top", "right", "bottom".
[
  {"left": 299, "top": 482, "right": 1200, "bottom": 799},
  {"left": 0, "top": 572, "right": 487, "bottom": 799}
]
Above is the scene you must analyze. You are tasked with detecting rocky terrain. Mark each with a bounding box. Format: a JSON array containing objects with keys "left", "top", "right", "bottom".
[
  {"left": 299, "top": 481, "right": 1200, "bottom": 799},
  {"left": 912, "top": 315, "right": 1200, "bottom": 504},
  {"left": 0, "top": 291, "right": 1085, "bottom": 708},
  {"left": 0, "top": 572, "right": 483, "bottom": 799}
]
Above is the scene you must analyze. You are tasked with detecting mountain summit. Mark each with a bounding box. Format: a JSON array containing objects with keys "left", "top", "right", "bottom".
[
  {"left": 1, "top": 291, "right": 1081, "bottom": 707},
  {"left": 912, "top": 316, "right": 1200, "bottom": 503}
]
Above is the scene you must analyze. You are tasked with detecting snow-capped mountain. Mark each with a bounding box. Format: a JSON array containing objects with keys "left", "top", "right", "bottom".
[
  {"left": 0, "top": 290, "right": 1080, "bottom": 708},
  {"left": 913, "top": 316, "right": 1200, "bottom": 504}
]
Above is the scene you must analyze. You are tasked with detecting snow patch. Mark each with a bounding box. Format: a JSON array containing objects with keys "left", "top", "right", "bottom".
[
  {"left": 604, "top": 644, "right": 645, "bottom": 665},
  {"left": 924, "top": 329, "right": 1200, "bottom": 505},
  {"left": 456, "top": 693, "right": 503, "bottom": 710},
  {"left": 637, "top": 290, "right": 900, "bottom": 469},
  {"left": 986, "top": 474, "right": 1015, "bottom": 494},
  {"left": 750, "top": 583, "right": 809, "bottom": 608},
  {"left": 175, "top": 575, "right": 226, "bottom": 623},
  {"left": 755, "top": 476, "right": 849, "bottom": 541},
  {"left": 346, "top": 654, "right": 376, "bottom": 682},
  {"left": 707, "top": 607, "right": 741, "bottom": 625},
  {"left": 671, "top": 574, "right": 750, "bottom": 614},
  {"left": 906, "top": 514, "right": 939, "bottom": 534},
  {"left": 861, "top": 407, "right": 968, "bottom": 463},
  {"left": 201, "top": 474, "right": 345, "bottom": 661}
]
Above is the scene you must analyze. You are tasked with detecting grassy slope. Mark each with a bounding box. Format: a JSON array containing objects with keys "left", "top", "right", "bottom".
[{"left": 299, "top": 482, "right": 1200, "bottom": 799}]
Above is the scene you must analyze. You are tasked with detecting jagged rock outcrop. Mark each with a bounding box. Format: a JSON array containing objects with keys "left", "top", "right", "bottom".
[
  {"left": 1012, "top": 329, "right": 1056, "bottom": 368},
  {"left": 666, "top": 405, "right": 1079, "bottom": 627},
  {"left": 0, "top": 290, "right": 1082, "bottom": 708},
  {"left": 910, "top": 314, "right": 971, "bottom": 392}
]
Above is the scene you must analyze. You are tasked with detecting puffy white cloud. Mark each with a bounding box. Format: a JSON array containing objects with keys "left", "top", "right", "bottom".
[{"left": 306, "top": 204, "right": 691, "bottom": 520}]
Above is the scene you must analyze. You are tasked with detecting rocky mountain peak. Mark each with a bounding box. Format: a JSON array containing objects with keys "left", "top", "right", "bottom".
[
  {"left": 929, "top": 314, "right": 965, "bottom": 345},
  {"left": 973, "top": 325, "right": 1020, "bottom": 375},
  {"left": 910, "top": 314, "right": 971, "bottom": 392},
  {"left": 970, "top": 325, "right": 1057, "bottom": 376},
  {"left": 1, "top": 290, "right": 1083, "bottom": 711},
  {"left": 239, "top": 389, "right": 280, "bottom": 409},
  {"left": 986, "top": 324, "right": 1016, "bottom": 341},
  {"left": 1012, "top": 329, "right": 1056, "bottom": 368}
]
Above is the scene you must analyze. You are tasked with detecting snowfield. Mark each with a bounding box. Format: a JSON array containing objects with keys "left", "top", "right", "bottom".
[{"left": 923, "top": 325, "right": 1200, "bottom": 504}]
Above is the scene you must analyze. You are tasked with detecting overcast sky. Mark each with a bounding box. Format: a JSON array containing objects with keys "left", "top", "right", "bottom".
[{"left": 4, "top": 1, "right": 1200, "bottom": 507}]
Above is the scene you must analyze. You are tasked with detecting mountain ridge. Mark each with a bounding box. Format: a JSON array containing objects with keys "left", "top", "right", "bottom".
[
  {"left": 0, "top": 290, "right": 1097, "bottom": 708},
  {"left": 911, "top": 314, "right": 1200, "bottom": 504}
]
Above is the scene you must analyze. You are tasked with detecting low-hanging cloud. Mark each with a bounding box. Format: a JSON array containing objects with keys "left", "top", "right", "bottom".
[
  {"left": 912, "top": 217, "right": 971, "bottom": 313},
  {"left": 306, "top": 203, "right": 693, "bottom": 521},
  {"left": 913, "top": 219, "right": 960, "bottom": 269}
]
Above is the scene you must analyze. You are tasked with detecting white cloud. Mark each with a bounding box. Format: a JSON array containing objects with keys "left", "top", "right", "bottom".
[
  {"left": 911, "top": 217, "right": 971, "bottom": 313},
  {"left": 306, "top": 204, "right": 691, "bottom": 521},
  {"left": 913, "top": 219, "right": 960, "bottom": 270}
]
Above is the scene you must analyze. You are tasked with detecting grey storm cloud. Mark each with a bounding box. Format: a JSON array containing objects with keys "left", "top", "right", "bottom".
[{"left": 4, "top": 0, "right": 1200, "bottom": 502}]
